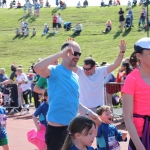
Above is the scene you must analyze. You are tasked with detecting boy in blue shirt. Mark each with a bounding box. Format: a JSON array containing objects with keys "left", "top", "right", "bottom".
[
  {"left": 96, "top": 105, "right": 127, "bottom": 150},
  {"left": 0, "top": 92, "right": 10, "bottom": 150}
]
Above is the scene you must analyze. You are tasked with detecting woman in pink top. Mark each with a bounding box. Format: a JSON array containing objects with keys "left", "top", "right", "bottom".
[{"left": 122, "top": 37, "right": 150, "bottom": 150}]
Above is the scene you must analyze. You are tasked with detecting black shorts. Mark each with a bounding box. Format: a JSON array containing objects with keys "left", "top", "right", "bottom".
[
  {"left": 53, "top": 23, "right": 57, "bottom": 28},
  {"left": 57, "top": 23, "right": 62, "bottom": 28},
  {"left": 45, "top": 124, "right": 68, "bottom": 150}
]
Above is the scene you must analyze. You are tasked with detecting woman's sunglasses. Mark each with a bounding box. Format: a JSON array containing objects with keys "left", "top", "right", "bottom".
[{"left": 73, "top": 51, "right": 82, "bottom": 57}]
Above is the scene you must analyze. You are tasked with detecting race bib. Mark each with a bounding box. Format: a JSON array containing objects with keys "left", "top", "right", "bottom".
[
  {"left": 0, "top": 114, "right": 6, "bottom": 127},
  {"left": 108, "top": 136, "right": 120, "bottom": 150}
]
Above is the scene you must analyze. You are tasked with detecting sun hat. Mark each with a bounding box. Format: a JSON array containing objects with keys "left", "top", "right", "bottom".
[{"left": 134, "top": 37, "right": 150, "bottom": 53}]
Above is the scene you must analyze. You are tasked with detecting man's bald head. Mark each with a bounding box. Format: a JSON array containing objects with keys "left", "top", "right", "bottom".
[{"left": 61, "top": 41, "right": 81, "bottom": 53}]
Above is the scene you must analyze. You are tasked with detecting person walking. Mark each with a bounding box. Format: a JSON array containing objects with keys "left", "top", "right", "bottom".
[
  {"left": 122, "top": 37, "right": 150, "bottom": 150},
  {"left": 34, "top": 40, "right": 100, "bottom": 150}
]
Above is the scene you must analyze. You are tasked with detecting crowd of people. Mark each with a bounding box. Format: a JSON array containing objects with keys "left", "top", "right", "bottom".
[
  {"left": 15, "top": 20, "right": 33, "bottom": 36},
  {"left": 11, "top": 0, "right": 150, "bottom": 37},
  {"left": 0, "top": 37, "right": 134, "bottom": 150},
  {"left": 1, "top": 37, "right": 150, "bottom": 150},
  {"left": 1, "top": 1, "right": 150, "bottom": 150}
]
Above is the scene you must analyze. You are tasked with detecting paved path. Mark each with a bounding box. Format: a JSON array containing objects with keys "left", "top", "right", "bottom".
[{"left": 6, "top": 108, "right": 129, "bottom": 150}]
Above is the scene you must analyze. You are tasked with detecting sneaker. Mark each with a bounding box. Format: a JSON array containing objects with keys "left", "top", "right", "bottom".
[{"left": 24, "top": 111, "right": 30, "bottom": 115}]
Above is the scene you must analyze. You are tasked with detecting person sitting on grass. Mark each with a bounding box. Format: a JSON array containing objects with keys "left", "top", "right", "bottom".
[
  {"left": 103, "top": 20, "right": 112, "bottom": 33},
  {"left": 139, "top": 0, "right": 144, "bottom": 6},
  {"left": 112, "top": 0, "right": 117, "bottom": 6},
  {"left": 45, "top": 0, "right": 50, "bottom": 7},
  {"left": 83, "top": 0, "right": 88, "bottom": 7},
  {"left": 109, "top": 0, "right": 112, "bottom": 6},
  {"left": 117, "top": 0, "right": 120, "bottom": 5},
  {"left": 76, "top": 1, "right": 81, "bottom": 8},
  {"left": 59, "top": 0, "right": 66, "bottom": 9},
  {"left": 22, "top": 27, "right": 25, "bottom": 35},
  {"left": 64, "top": 22, "right": 72, "bottom": 31},
  {"left": 96, "top": 105, "right": 127, "bottom": 150},
  {"left": 10, "top": 1, "right": 14, "bottom": 8},
  {"left": 101, "top": 0, "right": 105, "bottom": 7},
  {"left": 32, "top": 28, "right": 36, "bottom": 36},
  {"left": 15, "top": 28, "right": 20, "bottom": 36},
  {"left": 25, "top": 28, "right": 29, "bottom": 36},
  {"left": 42, "top": 23, "right": 49, "bottom": 35},
  {"left": 132, "top": 0, "right": 137, "bottom": 5},
  {"left": 17, "top": 1, "right": 21, "bottom": 8},
  {"left": 73, "top": 22, "right": 82, "bottom": 35}
]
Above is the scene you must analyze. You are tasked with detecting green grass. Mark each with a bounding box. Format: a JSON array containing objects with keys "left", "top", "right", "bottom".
[{"left": 0, "top": 6, "right": 149, "bottom": 75}]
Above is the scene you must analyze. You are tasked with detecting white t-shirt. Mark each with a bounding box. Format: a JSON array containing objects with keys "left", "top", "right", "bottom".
[
  {"left": 57, "top": 15, "right": 62, "bottom": 24},
  {"left": 17, "top": 73, "right": 30, "bottom": 92},
  {"left": 76, "top": 66, "right": 108, "bottom": 108}
]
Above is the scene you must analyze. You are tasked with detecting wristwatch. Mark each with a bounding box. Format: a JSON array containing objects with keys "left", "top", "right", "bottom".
[{"left": 86, "top": 110, "right": 90, "bottom": 116}]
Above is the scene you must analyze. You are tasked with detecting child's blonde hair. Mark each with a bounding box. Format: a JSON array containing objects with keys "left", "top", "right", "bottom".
[{"left": 106, "top": 20, "right": 112, "bottom": 24}]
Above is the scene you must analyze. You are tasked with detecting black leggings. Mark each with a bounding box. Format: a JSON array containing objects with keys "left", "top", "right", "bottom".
[
  {"left": 22, "top": 90, "right": 30, "bottom": 104},
  {"left": 45, "top": 124, "right": 68, "bottom": 150}
]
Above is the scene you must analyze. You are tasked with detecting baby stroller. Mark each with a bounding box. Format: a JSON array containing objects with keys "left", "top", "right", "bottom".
[
  {"left": 64, "top": 22, "right": 72, "bottom": 31},
  {"left": 124, "top": 14, "right": 133, "bottom": 29}
]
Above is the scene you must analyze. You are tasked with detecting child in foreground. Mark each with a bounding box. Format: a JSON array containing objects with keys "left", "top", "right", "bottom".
[
  {"left": 31, "top": 89, "right": 48, "bottom": 150},
  {"left": 96, "top": 105, "right": 127, "bottom": 150},
  {"left": 61, "top": 116, "right": 96, "bottom": 150},
  {"left": 0, "top": 92, "right": 10, "bottom": 150}
]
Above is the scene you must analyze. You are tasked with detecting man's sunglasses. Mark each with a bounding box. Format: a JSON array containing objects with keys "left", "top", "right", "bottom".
[
  {"left": 73, "top": 51, "right": 82, "bottom": 57},
  {"left": 83, "top": 66, "right": 93, "bottom": 71}
]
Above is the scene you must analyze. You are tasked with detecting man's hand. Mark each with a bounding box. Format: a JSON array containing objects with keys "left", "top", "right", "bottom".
[
  {"left": 119, "top": 40, "right": 126, "bottom": 53},
  {"left": 61, "top": 46, "right": 74, "bottom": 58},
  {"left": 88, "top": 111, "right": 101, "bottom": 126}
]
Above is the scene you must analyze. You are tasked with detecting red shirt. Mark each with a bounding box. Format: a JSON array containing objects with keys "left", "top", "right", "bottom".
[
  {"left": 53, "top": 16, "right": 57, "bottom": 23},
  {"left": 116, "top": 71, "right": 126, "bottom": 83}
]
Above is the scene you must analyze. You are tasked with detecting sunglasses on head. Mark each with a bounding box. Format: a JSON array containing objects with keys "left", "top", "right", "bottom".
[
  {"left": 73, "top": 51, "right": 82, "bottom": 57},
  {"left": 83, "top": 66, "right": 93, "bottom": 71}
]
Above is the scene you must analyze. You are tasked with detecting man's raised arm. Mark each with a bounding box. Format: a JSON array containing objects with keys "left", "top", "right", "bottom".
[
  {"left": 107, "top": 40, "right": 126, "bottom": 74},
  {"left": 34, "top": 52, "right": 62, "bottom": 78}
]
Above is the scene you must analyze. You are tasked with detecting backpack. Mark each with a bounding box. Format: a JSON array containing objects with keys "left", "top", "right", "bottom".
[{"left": 112, "top": 94, "right": 121, "bottom": 106}]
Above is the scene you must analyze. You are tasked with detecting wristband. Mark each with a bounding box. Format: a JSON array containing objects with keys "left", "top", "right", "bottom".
[
  {"left": 121, "top": 51, "right": 125, "bottom": 53},
  {"left": 86, "top": 109, "right": 90, "bottom": 116}
]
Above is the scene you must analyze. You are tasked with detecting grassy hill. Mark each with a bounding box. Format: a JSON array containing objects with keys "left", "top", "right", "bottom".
[{"left": 0, "top": 6, "right": 149, "bottom": 75}]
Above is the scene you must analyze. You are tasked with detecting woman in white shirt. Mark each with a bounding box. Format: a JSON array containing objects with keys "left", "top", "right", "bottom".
[{"left": 16, "top": 67, "right": 30, "bottom": 105}]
